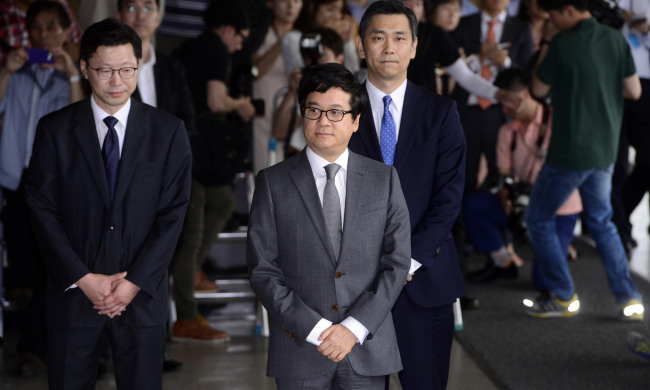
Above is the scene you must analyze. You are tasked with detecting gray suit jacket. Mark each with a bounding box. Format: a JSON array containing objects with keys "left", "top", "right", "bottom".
[{"left": 247, "top": 149, "right": 411, "bottom": 379}]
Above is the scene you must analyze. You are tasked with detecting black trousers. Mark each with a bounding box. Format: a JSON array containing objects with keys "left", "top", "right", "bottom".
[
  {"left": 47, "top": 316, "right": 165, "bottom": 390},
  {"left": 1, "top": 178, "right": 47, "bottom": 359},
  {"left": 392, "top": 292, "right": 455, "bottom": 390},
  {"left": 457, "top": 104, "right": 506, "bottom": 193},
  {"left": 612, "top": 78, "right": 650, "bottom": 243}
]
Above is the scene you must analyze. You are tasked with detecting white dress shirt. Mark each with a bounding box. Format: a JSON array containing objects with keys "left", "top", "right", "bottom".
[
  {"left": 91, "top": 95, "right": 130, "bottom": 157},
  {"left": 137, "top": 48, "right": 157, "bottom": 107},
  {"left": 465, "top": 10, "right": 510, "bottom": 106},
  {"left": 304, "top": 146, "right": 370, "bottom": 346}
]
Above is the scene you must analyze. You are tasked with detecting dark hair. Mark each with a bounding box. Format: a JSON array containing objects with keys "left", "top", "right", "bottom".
[
  {"left": 204, "top": 0, "right": 250, "bottom": 31},
  {"left": 80, "top": 18, "right": 142, "bottom": 63},
  {"left": 295, "top": 0, "right": 351, "bottom": 33},
  {"left": 494, "top": 68, "right": 529, "bottom": 92},
  {"left": 359, "top": 0, "right": 418, "bottom": 42},
  {"left": 298, "top": 63, "right": 367, "bottom": 121},
  {"left": 117, "top": 0, "right": 160, "bottom": 10},
  {"left": 537, "top": 0, "right": 589, "bottom": 12},
  {"left": 26, "top": 0, "right": 71, "bottom": 30},
  {"left": 430, "top": 0, "right": 461, "bottom": 10},
  {"left": 305, "top": 27, "right": 344, "bottom": 56}
]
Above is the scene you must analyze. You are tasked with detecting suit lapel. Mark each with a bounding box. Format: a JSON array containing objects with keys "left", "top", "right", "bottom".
[
  {"left": 288, "top": 151, "right": 338, "bottom": 265},
  {"left": 340, "top": 153, "right": 365, "bottom": 265},
  {"left": 73, "top": 99, "right": 111, "bottom": 207},
  {"left": 113, "top": 99, "right": 146, "bottom": 205},
  {"left": 393, "top": 82, "right": 420, "bottom": 171},
  {"left": 357, "top": 93, "right": 383, "bottom": 162},
  {"left": 501, "top": 16, "right": 514, "bottom": 44}
]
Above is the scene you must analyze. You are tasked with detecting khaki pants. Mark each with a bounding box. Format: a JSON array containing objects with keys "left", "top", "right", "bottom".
[{"left": 170, "top": 180, "right": 234, "bottom": 320}]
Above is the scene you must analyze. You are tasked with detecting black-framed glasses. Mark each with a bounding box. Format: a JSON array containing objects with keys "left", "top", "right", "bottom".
[
  {"left": 88, "top": 66, "right": 139, "bottom": 80},
  {"left": 302, "top": 107, "right": 353, "bottom": 122}
]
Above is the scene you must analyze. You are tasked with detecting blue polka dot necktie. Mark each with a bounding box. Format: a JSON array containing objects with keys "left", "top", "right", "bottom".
[
  {"left": 380, "top": 95, "right": 396, "bottom": 166},
  {"left": 102, "top": 116, "right": 119, "bottom": 202}
]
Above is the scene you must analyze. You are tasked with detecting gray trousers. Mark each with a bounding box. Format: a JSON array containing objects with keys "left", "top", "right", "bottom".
[{"left": 275, "top": 356, "right": 384, "bottom": 390}]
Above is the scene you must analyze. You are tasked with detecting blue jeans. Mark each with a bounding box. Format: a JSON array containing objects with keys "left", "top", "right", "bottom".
[{"left": 525, "top": 163, "right": 641, "bottom": 303}]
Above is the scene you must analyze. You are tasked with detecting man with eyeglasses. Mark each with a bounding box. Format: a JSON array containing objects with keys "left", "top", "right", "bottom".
[
  {"left": 0, "top": 0, "right": 84, "bottom": 377},
  {"left": 248, "top": 62, "right": 411, "bottom": 390},
  {"left": 24, "top": 18, "right": 191, "bottom": 390}
]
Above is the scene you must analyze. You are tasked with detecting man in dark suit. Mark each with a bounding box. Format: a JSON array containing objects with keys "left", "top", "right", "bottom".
[
  {"left": 247, "top": 63, "right": 411, "bottom": 389},
  {"left": 25, "top": 18, "right": 192, "bottom": 390},
  {"left": 349, "top": 2, "right": 466, "bottom": 389},
  {"left": 450, "top": 0, "right": 534, "bottom": 192}
]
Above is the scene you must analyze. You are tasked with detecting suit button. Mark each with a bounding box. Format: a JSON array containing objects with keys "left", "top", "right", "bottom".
[
  {"left": 433, "top": 246, "right": 441, "bottom": 258},
  {"left": 331, "top": 305, "right": 339, "bottom": 312},
  {"left": 335, "top": 271, "right": 342, "bottom": 278},
  {"left": 108, "top": 223, "right": 116, "bottom": 230}
]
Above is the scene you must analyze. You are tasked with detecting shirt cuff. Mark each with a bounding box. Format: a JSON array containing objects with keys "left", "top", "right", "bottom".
[
  {"left": 502, "top": 56, "right": 512, "bottom": 69},
  {"left": 306, "top": 318, "right": 333, "bottom": 346},
  {"left": 410, "top": 258, "right": 422, "bottom": 274},
  {"left": 341, "top": 316, "right": 369, "bottom": 345},
  {"left": 66, "top": 283, "right": 78, "bottom": 291}
]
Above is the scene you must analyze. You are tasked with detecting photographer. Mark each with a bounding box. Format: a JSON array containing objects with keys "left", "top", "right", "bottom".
[
  {"left": 273, "top": 28, "right": 345, "bottom": 156},
  {"left": 170, "top": 0, "right": 255, "bottom": 343}
]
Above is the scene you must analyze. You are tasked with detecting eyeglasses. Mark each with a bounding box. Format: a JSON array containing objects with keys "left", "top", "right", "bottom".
[
  {"left": 126, "top": 5, "right": 154, "bottom": 13},
  {"left": 302, "top": 107, "right": 352, "bottom": 122},
  {"left": 88, "top": 66, "right": 139, "bottom": 80}
]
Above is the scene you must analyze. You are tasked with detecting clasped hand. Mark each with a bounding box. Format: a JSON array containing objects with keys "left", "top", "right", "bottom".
[
  {"left": 76, "top": 272, "right": 141, "bottom": 318},
  {"left": 317, "top": 324, "right": 358, "bottom": 362}
]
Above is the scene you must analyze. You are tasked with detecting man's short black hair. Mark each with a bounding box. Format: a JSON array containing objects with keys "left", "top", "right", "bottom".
[
  {"left": 298, "top": 63, "right": 367, "bottom": 121},
  {"left": 494, "top": 68, "right": 530, "bottom": 92},
  {"left": 80, "top": 18, "right": 142, "bottom": 63},
  {"left": 203, "top": 0, "right": 250, "bottom": 31},
  {"left": 538, "top": 0, "right": 589, "bottom": 12},
  {"left": 26, "top": 0, "right": 71, "bottom": 31},
  {"left": 359, "top": 0, "right": 418, "bottom": 42},
  {"left": 117, "top": 0, "right": 161, "bottom": 10}
]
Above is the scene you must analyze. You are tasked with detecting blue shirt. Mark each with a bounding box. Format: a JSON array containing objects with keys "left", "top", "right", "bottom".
[{"left": 0, "top": 62, "right": 70, "bottom": 190}]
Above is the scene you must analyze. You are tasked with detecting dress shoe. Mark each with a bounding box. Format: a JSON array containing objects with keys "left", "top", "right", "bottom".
[
  {"left": 194, "top": 271, "right": 218, "bottom": 292},
  {"left": 163, "top": 354, "right": 183, "bottom": 372},
  {"left": 460, "top": 296, "right": 480, "bottom": 310},
  {"left": 173, "top": 315, "right": 230, "bottom": 343},
  {"left": 13, "top": 353, "right": 45, "bottom": 377},
  {"left": 467, "top": 261, "right": 518, "bottom": 283}
]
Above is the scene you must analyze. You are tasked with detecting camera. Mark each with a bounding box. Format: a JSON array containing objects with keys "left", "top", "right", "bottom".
[
  {"left": 300, "top": 33, "right": 323, "bottom": 68},
  {"left": 589, "top": 0, "right": 625, "bottom": 29}
]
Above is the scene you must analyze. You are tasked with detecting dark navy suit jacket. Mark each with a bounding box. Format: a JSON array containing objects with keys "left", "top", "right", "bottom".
[{"left": 349, "top": 81, "right": 466, "bottom": 307}]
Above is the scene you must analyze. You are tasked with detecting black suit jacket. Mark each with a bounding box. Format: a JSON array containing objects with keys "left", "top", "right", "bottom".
[
  {"left": 25, "top": 98, "right": 192, "bottom": 327},
  {"left": 349, "top": 81, "right": 466, "bottom": 307},
  {"left": 450, "top": 13, "right": 534, "bottom": 105},
  {"left": 132, "top": 50, "right": 196, "bottom": 134}
]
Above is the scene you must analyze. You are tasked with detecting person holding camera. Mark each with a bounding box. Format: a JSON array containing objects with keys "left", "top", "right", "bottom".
[
  {"left": 523, "top": 0, "right": 643, "bottom": 320},
  {"left": 0, "top": 0, "right": 84, "bottom": 377},
  {"left": 169, "top": 0, "right": 255, "bottom": 343},
  {"left": 252, "top": 0, "right": 303, "bottom": 173}
]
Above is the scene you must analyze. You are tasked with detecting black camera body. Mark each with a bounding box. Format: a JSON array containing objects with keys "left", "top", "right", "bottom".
[
  {"left": 300, "top": 33, "right": 323, "bottom": 68},
  {"left": 589, "top": 0, "right": 625, "bottom": 29}
]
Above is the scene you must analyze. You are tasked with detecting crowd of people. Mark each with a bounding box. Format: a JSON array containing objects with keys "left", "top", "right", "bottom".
[{"left": 0, "top": 0, "right": 649, "bottom": 388}]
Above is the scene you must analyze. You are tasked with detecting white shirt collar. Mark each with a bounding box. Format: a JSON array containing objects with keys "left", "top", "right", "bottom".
[
  {"left": 365, "top": 78, "right": 408, "bottom": 139},
  {"left": 306, "top": 147, "right": 349, "bottom": 178},
  {"left": 481, "top": 10, "right": 507, "bottom": 25},
  {"left": 91, "top": 95, "right": 131, "bottom": 156}
]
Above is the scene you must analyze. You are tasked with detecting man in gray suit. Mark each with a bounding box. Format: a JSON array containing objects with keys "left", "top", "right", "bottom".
[{"left": 247, "top": 63, "right": 411, "bottom": 389}]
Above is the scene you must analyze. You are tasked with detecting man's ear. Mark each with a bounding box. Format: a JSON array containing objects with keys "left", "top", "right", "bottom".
[
  {"left": 80, "top": 60, "right": 88, "bottom": 79},
  {"left": 356, "top": 35, "right": 365, "bottom": 59}
]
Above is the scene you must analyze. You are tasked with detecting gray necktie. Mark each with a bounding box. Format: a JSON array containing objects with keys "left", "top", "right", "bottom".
[{"left": 323, "top": 163, "right": 342, "bottom": 259}]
